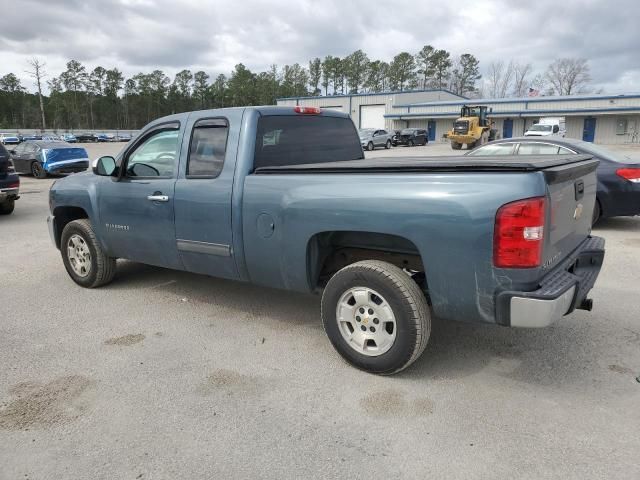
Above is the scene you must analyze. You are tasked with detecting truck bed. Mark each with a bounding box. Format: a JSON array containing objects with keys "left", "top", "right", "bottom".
[{"left": 254, "top": 154, "right": 595, "bottom": 174}]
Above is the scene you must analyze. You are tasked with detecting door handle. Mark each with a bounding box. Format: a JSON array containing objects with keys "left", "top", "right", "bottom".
[{"left": 147, "top": 194, "right": 169, "bottom": 202}]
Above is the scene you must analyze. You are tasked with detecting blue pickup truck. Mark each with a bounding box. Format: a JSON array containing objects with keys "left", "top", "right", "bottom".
[{"left": 47, "top": 106, "right": 605, "bottom": 374}]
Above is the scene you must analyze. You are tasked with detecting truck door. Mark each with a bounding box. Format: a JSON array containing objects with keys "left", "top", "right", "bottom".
[
  {"left": 97, "top": 122, "right": 182, "bottom": 270},
  {"left": 173, "top": 115, "right": 239, "bottom": 280}
]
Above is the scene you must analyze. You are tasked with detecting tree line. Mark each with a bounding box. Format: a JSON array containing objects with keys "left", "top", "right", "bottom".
[{"left": 0, "top": 45, "right": 591, "bottom": 131}]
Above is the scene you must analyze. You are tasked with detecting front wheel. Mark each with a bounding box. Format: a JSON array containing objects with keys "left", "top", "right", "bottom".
[
  {"left": 31, "top": 161, "right": 47, "bottom": 179},
  {"left": 408, "top": 140, "right": 415, "bottom": 147},
  {"left": 61, "top": 219, "right": 117, "bottom": 288},
  {"left": 385, "top": 140, "right": 391, "bottom": 149},
  {"left": 321, "top": 260, "right": 431, "bottom": 375},
  {"left": 367, "top": 142, "right": 374, "bottom": 151}
]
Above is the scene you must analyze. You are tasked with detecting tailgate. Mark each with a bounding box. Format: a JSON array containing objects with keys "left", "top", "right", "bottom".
[{"left": 542, "top": 159, "right": 599, "bottom": 269}]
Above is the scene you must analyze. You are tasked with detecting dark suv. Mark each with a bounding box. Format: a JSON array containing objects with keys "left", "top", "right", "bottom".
[
  {"left": 0, "top": 143, "right": 20, "bottom": 214},
  {"left": 397, "top": 128, "right": 428, "bottom": 146}
]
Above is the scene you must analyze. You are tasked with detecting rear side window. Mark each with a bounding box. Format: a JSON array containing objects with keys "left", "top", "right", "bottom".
[
  {"left": 254, "top": 115, "right": 363, "bottom": 169},
  {"left": 468, "top": 143, "right": 516, "bottom": 156},
  {"left": 517, "top": 143, "right": 564, "bottom": 155},
  {"left": 188, "top": 118, "right": 228, "bottom": 177}
]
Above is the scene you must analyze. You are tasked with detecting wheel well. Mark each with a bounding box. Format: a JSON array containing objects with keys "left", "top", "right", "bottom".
[
  {"left": 52, "top": 206, "right": 89, "bottom": 248},
  {"left": 307, "top": 231, "right": 426, "bottom": 291}
]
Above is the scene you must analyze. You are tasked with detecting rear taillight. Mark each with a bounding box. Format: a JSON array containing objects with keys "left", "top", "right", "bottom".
[
  {"left": 616, "top": 168, "right": 640, "bottom": 183},
  {"left": 494, "top": 196, "right": 546, "bottom": 268},
  {"left": 8, "top": 181, "right": 19, "bottom": 188},
  {"left": 294, "top": 106, "right": 321, "bottom": 115}
]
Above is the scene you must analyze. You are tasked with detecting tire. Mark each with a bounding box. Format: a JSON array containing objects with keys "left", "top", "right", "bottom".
[
  {"left": 592, "top": 199, "right": 601, "bottom": 225},
  {"left": 451, "top": 141, "right": 462, "bottom": 150},
  {"left": 408, "top": 140, "right": 415, "bottom": 147},
  {"left": 321, "top": 260, "right": 431, "bottom": 375},
  {"left": 367, "top": 142, "right": 374, "bottom": 151},
  {"left": 60, "top": 219, "right": 117, "bottom": 288},
  {"left": 0, "top": 199, "right": 15, "bottom": 215},
  {"left": 385, "top": 140, "right": 391, "bottom": 149},
  {"left": 31, "top": 161, "right": 47, "bottom": 179}
]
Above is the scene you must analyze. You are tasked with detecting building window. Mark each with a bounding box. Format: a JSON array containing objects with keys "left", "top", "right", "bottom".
[{"left": 616, "top": 118, "right": 627, "bottom": 135}]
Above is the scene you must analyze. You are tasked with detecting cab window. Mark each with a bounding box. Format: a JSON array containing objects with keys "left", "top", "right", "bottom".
[
  {"left": 125, "top": 129, "right": 179, "bottom": 177},
  {"left": 187, "top": 118, "right": 228, "bottom": 177}
]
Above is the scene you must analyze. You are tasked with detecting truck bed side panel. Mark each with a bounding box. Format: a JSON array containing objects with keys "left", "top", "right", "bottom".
[{"left": 242, "top": 172, "right": 547, "bottom": 325}]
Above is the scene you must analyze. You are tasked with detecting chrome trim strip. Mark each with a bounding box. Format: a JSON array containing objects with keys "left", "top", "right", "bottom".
[{"left": 177, "top": 239, "right": 231, "bottom": 257}]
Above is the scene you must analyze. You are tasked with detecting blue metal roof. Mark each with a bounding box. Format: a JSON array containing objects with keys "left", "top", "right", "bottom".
[
  {"left": 393, "top": 92, "right": 640, "bottom": 108},
  {"left": 277, "top": 88, "right": 467, "bottom": 101},
  {"left": 384, "top": 105, "right": 640, "bottom": 119}
]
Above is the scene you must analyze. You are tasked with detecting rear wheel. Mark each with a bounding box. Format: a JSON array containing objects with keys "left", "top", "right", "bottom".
[
  {"left": 385, "top": 140, "right": 391, "bottom": 149},
  {"left": 321, "top": 260, "right": 431, "bottom": 375},
  {"left": 367, "top": 142, "right": 374, "bottom": 151},
  {"left": 0, "top": 199, "right": 15, "bottom": 215},
  {"left": 592, "top": 199, "right": 602, "bottom": 225},
  {"left": 31, "top": 161, "right": 47, "bottom": 179},
  {"left": 61, "top": 219, "right": 117, "bottom": 288}
]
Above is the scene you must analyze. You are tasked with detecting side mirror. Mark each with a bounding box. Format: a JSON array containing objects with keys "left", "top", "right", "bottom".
[{"left": 93, "top": 156, "right": 117, "bottom": 176}]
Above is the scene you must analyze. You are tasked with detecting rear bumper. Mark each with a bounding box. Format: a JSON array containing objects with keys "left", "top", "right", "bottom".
[
  {"left": 46, "top": 161, "right": 89, "bottom": 174},
  {"left": 496, "top": 236, "right": 605, "bottom": 328},
  {"left": 0, "top": 186, "right": 19, "bottom": 202}
]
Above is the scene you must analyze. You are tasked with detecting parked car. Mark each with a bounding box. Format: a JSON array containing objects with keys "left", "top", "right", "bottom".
[
  {"left": 0, "top": 143, "right": 20, "bottom": 214},
  {"left": 116, "top": 133, "right": 132, "bottom": 142},
  {"left": 76, "top": 132, "right": 98, "bottom": 142},
  {"left": 359, "top": 128, "right": 393, "bottom": 151},
  {"left": 20, "top": 134, "right": 41, "bottom": 142},
  {"left": 0, "top": 133, "right": 20, "bottom": 145},
  {"left": 467, "top": 137, "right": 640, "bottom": 223},
  {"left": 97, "top": 133, "right": 116, "bottom": 142},
  {"left": 396, "top": 128, "right": 428, "bottom": 146},
  {"left": 390, "top": 129, "right": 401, "bottom": 146},
  {"left": 60, "top": 134, "right": 78, "bottom": 143},
  {"left": 9, "top": 141, "right": 89, "bottom": 178},
  {"left": 41, "top": 135, "right": 62, "bottom": 142},
  {"left": 525, "top": 117, "right": 566, "bottom": 137},
  {"left": 47, "top": 106, "right": 605, "bottom": 374}
]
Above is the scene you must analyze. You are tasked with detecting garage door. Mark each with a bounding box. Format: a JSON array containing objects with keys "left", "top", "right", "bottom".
[
  {"left": 322, "top": 106, "right": 343, "bottom": 112},
  {"left": 359, "top": 104, "right": 386, "bottom": 129}
]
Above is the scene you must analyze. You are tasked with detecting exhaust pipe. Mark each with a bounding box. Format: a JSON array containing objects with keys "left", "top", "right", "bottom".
[{"left": 578, "top": 298, "right": 593, "bottom": 311}]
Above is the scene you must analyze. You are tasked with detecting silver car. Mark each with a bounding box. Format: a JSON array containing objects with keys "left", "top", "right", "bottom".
[{"left": 359, "top": 128, "right": 393, "bottom": 151}]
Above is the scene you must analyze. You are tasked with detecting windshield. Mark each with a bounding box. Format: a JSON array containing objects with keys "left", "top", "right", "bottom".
[
  {"left": 529, "top": 124, "right": 552, "bottom": 132},
  {"left": 401, "top": 129, "right": 414, "bottom": 134},
  {"left": 359, "top": 129, "right": 374, "bottom": 137}
]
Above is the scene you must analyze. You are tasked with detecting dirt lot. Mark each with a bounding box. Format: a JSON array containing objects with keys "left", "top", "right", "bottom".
[{"left": 1, "top": 141, "right": 639, "bottom": 479}]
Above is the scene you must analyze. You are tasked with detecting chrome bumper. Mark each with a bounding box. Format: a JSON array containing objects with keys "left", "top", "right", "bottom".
[
  {"left": 496, "top": 236, "right": 605, "bottom": 328},
  {"left": 0, "top": 186, "right": 19, "bottom": 201},
  {"left": 510, "top": 286, "right": 576, "bottom": 328}
]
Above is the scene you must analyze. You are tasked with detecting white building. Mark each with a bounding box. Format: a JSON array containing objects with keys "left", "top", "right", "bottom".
[{"left": 277, "top": 90, "right": 640, "bottom": 145}]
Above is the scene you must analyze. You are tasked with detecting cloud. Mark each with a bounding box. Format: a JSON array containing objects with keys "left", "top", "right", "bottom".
[{"left": 0, "top": 0, "right": 638, "bottom": 93}]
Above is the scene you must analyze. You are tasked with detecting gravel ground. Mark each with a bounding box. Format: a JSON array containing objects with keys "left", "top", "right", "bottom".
[{"left": 1, "top": 141, "right": 639, "bottom": 479}]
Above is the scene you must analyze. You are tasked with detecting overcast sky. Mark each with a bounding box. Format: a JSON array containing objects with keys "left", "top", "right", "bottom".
[{"left": 1, "top": 0, "right": 638, "bottom": 95}]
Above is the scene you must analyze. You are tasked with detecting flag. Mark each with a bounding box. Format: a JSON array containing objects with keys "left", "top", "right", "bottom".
[{"left": 528, "top": 87, "right": 540, "bottom": 97}]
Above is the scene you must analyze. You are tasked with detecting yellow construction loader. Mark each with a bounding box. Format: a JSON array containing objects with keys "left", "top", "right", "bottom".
[{"left": 447, "top": 105, "right": 497, "bottom": 150}]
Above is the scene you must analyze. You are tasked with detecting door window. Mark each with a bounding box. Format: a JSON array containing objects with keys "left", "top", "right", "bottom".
[
  {"left": 125, "top": 129, "right": 179, "bottom": 177},
  {"left": 187, "top": 119, "right": 229, "bottom": 177}
]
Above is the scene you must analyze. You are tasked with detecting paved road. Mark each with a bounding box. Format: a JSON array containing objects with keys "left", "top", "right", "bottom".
[{"left": 1, "top": 143, "right": 639, "bottom": 479}]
